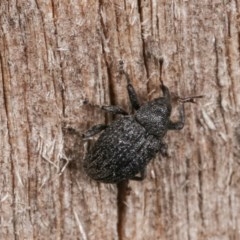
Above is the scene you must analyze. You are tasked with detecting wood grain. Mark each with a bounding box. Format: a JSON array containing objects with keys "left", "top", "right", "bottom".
[{"left": 0, "top": 1, "right": 240, "bottom": 239}]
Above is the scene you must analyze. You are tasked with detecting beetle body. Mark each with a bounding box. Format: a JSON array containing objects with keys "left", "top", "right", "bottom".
[
  {"left": 83, "top": 65, "right": 201, "bottom": 183},
  {"left": 84, "top": 100, "right": 168, "bottom": 183}
]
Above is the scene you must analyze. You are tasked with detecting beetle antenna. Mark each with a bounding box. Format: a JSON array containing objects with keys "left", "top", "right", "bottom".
[{"left": 178, "top": 95, "right": 204, "bottom": 104}]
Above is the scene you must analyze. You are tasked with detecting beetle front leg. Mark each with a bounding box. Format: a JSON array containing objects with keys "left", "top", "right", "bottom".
[
  {"left": 123, "top": 71, "right": 140, "bottom": 110},
  {"left": 168, "top": 104, "right": 185, "bottom": 130},
  {"left": 159, "top": 59, "right": 171, "bottom": 101},
  {"left": 168, "top": 95, "right": 203, "bottom": 130},
  {"left": 159, "top": 142, "right": 168, "bottom": 157}
]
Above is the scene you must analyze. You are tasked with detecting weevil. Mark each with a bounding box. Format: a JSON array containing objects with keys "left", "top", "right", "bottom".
[{"left": 83, "top": 60, "right": 202, "bottom": 183}]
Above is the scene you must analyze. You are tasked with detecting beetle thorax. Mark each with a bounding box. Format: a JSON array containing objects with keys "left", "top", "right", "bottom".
[{"left": 135, "top": 98, "right": 171, "bottom": 138}]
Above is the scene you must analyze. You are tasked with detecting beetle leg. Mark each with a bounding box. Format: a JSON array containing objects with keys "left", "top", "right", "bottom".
[
  {"left": 168, "top": 104, "right": 185, "bottom": 130},
  {"left": 82, "top": 124, "right": 108, "bottom": 139},
  {"left": 168, "top": 95, "right": 203, "bottom": 130},
  {"left": 160, "top": 81, "right": 171, "bottom": 101},
  {"left": 130, "top": 168, "right": 146, "bottom": 181},
  {"left": 101, "top": 105, "right": 128, "bottom": 115},
  {"left": 122, "top": 71, "right": 141, "bottom": 110},
  {"left": 127, "top": 83, "right": 141, "bottom": 110},
  {"left": 158, "top": 58, "right": 171, "bottom": 101},
  {"left": 159, "top": 142, "right": 168, "bottom": 157}
]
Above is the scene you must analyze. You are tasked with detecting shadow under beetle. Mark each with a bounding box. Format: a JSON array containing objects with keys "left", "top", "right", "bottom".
[{"left": 83, "top": 60, "right": 202, "bottom": 183}]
